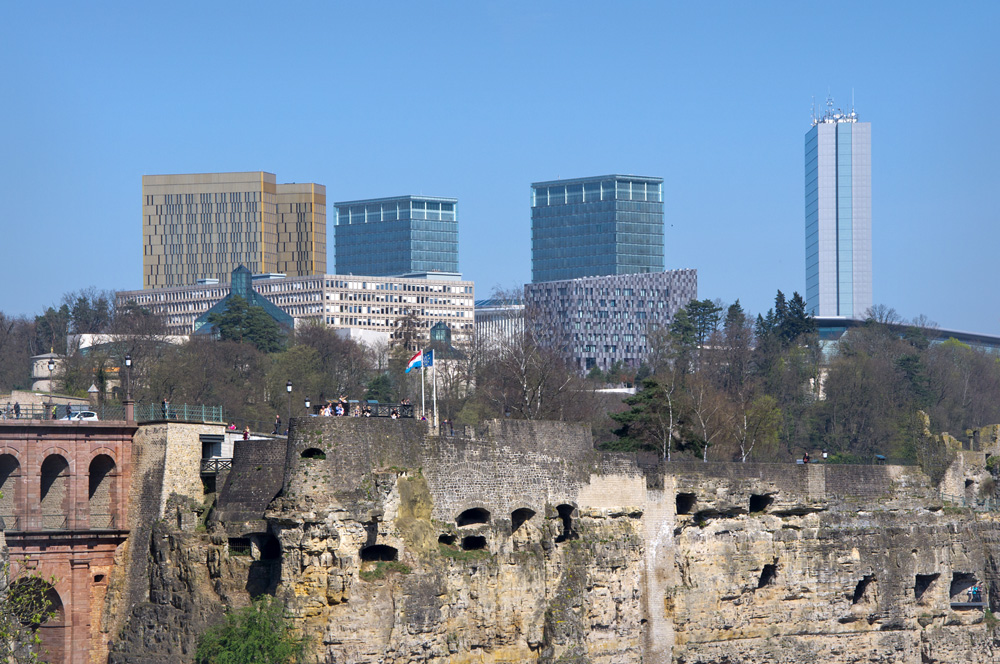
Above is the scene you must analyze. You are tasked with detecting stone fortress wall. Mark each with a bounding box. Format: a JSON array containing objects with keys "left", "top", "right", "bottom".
[{"left": 106, "top": 416, "right": 1000, "bottom": 664}]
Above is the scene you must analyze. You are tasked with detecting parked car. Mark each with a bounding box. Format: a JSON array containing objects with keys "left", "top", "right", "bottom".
[{"left": 61, "top": 411, "right": 99, "bottom": 421}]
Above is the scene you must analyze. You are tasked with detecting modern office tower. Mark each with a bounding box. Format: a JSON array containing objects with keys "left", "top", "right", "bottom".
[
  {"left": 524, "top": 269, "right": 697, "bottom": 373},
  {"left": 805, "top": 99, "right": 872, "bottom": 318},
  {"left": 334, "top": 196, "right": 459, "bottom": 277},
  {"left": 531, "top": 175, "right": 664, "bottom": 284},
  {"left": 142, "top": 172, "right": 326, "bottom": 289}
]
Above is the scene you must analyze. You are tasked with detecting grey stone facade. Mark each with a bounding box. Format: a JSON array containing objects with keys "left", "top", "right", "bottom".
[{"left": 524, "top": 269, "right": 697, "bottom": 372}]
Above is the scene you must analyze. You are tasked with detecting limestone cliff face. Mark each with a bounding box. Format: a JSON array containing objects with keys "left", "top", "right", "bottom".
[{"left": 107, "top": 419, "right": 1000, "bottom": 664}]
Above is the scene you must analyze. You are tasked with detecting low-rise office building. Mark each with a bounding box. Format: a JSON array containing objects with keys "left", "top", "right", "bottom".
[
  {"left": 524, "top": 269, "right": 697, "bottom": 373},
  {"left": 117, "top": 272, "right": 474, "bottom": 349}
]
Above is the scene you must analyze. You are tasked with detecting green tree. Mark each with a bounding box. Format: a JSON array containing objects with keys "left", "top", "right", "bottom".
[
  {"left": 195, "top": 595, "right": 304, "bottom": 664},
  {"left": 206, "top": 296, "right": 286, "bottom": 353},
  {"left": 0, "top": 559, "right": 58, "bottom": 664},
  {"left": 610, "top": 373, "right": 685, "bottom": 459},
  {"left": 686, "top": 299, "right": 723, "bottom": 346},
  {"left": 364, "top": 374, "right": 394, "bottom": 402}
]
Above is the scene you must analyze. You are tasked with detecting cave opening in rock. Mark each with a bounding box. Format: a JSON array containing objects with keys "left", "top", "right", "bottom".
[
  {"left": 456, "top": 507, "right": 490, "bottom": 527},
  {"left": 461, "top": 535, "right": 486, "bottom": 551},
  {"left": 676, "top": 493, "right": 697, "bottom": 515},
  {"left": 554, "top": 504, "right": 576, "bottom": 543},
  {"left": 914, "top": 573, "right": 939, "bottom": 602},
  {"left": 301, "top": 448, "right": 326, "bottom": 460},
  {"left": 256, "top": 533, "right": 281, "bottom": 560},
  {"left": 511, "top": 508, "right": 536, "bottom": 533},
  {"left": 852, "top": 574, "right": 875, "bottom": 604},
  {"left": 438, "top": 534, "right": 456, "bottom": 546},
  {"left": 757, "top": 563, "right": 778, "bottom": 588},
  {"left": 949, "top": 572, "right": 978, "bottom": 601},
  {"left": 360, "top": 544, "right": 398, "bottom": 562},
  {"left": 749, "top": 494, "right": 773, "bottom": 513}
]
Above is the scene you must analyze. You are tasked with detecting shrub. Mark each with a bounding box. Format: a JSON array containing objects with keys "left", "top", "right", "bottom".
[{"left": 195, "top": 596, "right": 304, "bottom": 664}]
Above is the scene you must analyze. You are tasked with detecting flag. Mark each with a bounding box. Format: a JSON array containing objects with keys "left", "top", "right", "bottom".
[
  {"left": 405, "top": 352, "right": 422, "bottom": 373},
  {"left": 423, "top": 348, "right": 434, "bottom": 367}
]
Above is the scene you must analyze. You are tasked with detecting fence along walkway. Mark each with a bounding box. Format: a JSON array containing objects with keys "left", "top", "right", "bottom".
[{"left": 0, "top": 402, "right": 224, "bottom": 424}]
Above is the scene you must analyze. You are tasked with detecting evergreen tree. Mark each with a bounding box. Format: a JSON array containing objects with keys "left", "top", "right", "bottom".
[{"left": 206, "top": 296, "right": 286, "bottom": 353}]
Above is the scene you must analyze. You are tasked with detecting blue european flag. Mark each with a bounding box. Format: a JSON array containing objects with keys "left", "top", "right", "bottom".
[{"left": 422, "top": 348, "right": 434, "bottom": 367}]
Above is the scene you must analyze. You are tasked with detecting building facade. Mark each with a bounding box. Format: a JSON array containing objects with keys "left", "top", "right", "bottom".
[
  {"left": 531, "top": 175, "right": 664, "bottom": 284},
  {"left": 805, "top": 100, "right": 872, "bottom": 318},
  {"left": 334, "top": 196, "right": 459, "bottom": 277},
  {"left": 117, "top": 273, "right": 474, "bottom": 348},
  {"left": 142, "top": 172, "right": 326, "bottom": 289},
  {"left": 474, "top": 297, "right": 525, "bottom": 355},
  {"left": 524, "top": 269, "right": 697, "bottom": 372}
]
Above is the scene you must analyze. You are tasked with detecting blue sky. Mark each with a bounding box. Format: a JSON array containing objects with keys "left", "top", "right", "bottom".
[{"left": 2, "top": 2, "right": 998, "bottom": 333}]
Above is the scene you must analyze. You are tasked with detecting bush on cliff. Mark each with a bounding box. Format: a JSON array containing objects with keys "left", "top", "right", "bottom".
[{"left": 195, "top": 595, "right": 304, "bottom": 664}]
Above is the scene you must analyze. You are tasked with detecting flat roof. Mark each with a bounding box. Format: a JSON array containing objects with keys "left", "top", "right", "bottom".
[
  {"left": 334, "top": 195, "right": 457, "bottom": 207},
  {"left": 531, "top": 174, "right": 663, "bottom": 188}
]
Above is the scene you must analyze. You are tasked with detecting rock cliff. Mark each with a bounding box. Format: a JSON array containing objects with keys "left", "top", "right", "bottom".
[{"left": 107, "top": 418, "right": 1000, "bottom": 663}]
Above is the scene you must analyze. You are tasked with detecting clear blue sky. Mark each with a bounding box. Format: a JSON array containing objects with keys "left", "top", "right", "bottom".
[{"left": 2, "top": 2, "right": 998, "bottom": 333}]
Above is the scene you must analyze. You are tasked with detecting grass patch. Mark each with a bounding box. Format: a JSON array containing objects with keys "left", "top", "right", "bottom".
[
  {"left": 359, "top": 561, "right": 411, "bottom": 581},
  {"left": 985, "top": 609, "right": 999, "bottom": 632},
  {"left": 438, "top": 543, "right": 490, "bottom": 561}
]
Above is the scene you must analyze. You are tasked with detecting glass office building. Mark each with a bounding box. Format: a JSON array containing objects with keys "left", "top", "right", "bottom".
[
  {"left": 805, "top": 100, "right": 871, "bottom": 318},
  {"left": 531, "top": 175, "right": 664, "bottom": 284},
  {"left": 334, "top": 195, "right": 459, "bottom": 277}
]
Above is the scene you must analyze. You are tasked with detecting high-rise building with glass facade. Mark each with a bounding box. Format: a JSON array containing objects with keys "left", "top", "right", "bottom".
[
  {"left": 805, "top": 101, "right": 872, "bottom": 318},
  {"left": 334, "top": 196, "right": 459, "bottom": 277},
  {"left": 142, "top": 172, "right": 326, "bottom": 289},
  {"left": 531, "top": 175, "right": 664, "bottom": 284}
]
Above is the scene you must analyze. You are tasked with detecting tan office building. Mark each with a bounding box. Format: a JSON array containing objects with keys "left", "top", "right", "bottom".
[{"left": 142, "top": 172, "right": 326, "bottom": 289}]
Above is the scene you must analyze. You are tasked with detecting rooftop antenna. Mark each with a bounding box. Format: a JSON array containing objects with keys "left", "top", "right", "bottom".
[
  {"left": 811, "top": 96, "right": 816, "bottom": 124},
  {"left": 851, "top": 87, "right": 855, "bottom": 113}
]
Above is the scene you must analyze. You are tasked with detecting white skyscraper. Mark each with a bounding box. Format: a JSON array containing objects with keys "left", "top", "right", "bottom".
[{"left": 805, "top": 98, "right": 872, "bottom": 318}]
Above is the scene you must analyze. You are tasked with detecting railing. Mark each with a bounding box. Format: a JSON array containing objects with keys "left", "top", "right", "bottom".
[
  {"left": 0, "top": 514, "right": 17, "bottom": 530},
  {"left": 90, "top": 513, "right": 115, "bottom": 529},
  {"left": 201, "top": 458, "right": 232, "bottom": 475},
  {"left": 0, "top": 402, "right": 224, "bottom": 424},
  {"left": 41, "top": 514, "right": 67, "bottom": 530},
  {"left": 940, "top": 494, "right": 1000, "bottom": 511}
]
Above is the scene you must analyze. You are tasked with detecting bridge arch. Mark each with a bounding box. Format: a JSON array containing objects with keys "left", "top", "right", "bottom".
[
  {"left": 88, "top": 454, "right": 117, "bottom": 529},
  {"left": 40, "top": 454, "right": 71, "bottom": 530}
]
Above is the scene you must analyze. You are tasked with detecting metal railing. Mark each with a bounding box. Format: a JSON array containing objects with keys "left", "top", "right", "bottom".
[
  {"left": 201, "top": 458, "right": 232, "bottom": 475},
  {"left": 940, "top": 494, "right": 1000, "bottom": 511},
  {"left": 0, "top": 402, "right": 224, "bottom": 424}
]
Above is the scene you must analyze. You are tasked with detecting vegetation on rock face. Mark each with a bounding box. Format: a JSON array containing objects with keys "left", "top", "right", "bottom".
[{"left": 194, "top": 595, "right": 304, "bottom": 664}]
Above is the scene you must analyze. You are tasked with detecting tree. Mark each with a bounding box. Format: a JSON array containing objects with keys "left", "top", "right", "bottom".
[
  {"left": 610, "top": 373, "right": 683, "bottom": 460},
  {"left": 0, "top": 559, "right": 58, "bottom": 664},
  {"left": 730, "top": 394, "right": 782, "bottom": 462},
  {"left": 195, "top": 595, "right": 305, "bottom": 664},
  {"left": 686, "top": 299, "right": 723, "bottom": 347},
  {"left": 206, "top": 296, "right": 286, "bottom": 353}
]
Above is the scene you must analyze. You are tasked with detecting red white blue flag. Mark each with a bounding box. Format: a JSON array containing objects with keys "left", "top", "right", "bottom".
[{"left": 405, "top": 352, "right": 422, "bottom": 373}]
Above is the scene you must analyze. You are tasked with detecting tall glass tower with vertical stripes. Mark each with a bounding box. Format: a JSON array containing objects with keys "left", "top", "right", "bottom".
[{"left": 805, "top": 99, "right": 871, "bottom": 318}]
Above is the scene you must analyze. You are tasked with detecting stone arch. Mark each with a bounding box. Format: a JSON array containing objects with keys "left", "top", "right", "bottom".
[
  {"left": 40, "top": 455, "right": 71, "bottom": 530},
  {"left": 88, "top": 454, "right": 117, "bottom": 529},
  {"left": 456, "top": 506, "right": 491, "bottom": 527},
  {"left": 511, "top": 507, "right": 536, "bottom": 534},
  {"left": 0, "top": 453, "right": 21, "bottom": 529},
  {"left": 554, "top": 503, "right": 577, "bottom": 543},
  {"left": 10, "top": 578, "right": 65, "bottom": 664}
]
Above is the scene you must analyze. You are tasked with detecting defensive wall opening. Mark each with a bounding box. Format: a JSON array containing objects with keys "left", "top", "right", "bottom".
[
  {"left": 511, "top": 507, "right": 535, "bottom": 533},
  {"left": 456, "top": 507, "right": 490, "bottom": 527}
]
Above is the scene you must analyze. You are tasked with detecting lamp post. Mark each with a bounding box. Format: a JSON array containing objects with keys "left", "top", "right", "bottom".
[
  {"left": 47, "top": 357, "right": 55, "bottom": 418},
  {"left": 304, "top": 397, "right": 311, "bottom": 416},
  {"left": 286, "top": 380, "right": 292, "bottom": 436},
  {"left": 124, "top": 354, "right": 134, "bottom": 421}
]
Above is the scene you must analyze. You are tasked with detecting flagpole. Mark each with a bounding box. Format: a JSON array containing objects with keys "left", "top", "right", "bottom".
[
  {"left": 432, "top": 350, "right": 438, "bottom": 431},
  {"left": 420, "top": 355, "right": 426, "bottom": 421}
]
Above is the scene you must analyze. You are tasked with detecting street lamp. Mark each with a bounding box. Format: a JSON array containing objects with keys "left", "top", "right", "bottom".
[
  {"left": 47, "top": 357, "right": 55, "bottom": 373},
  {"left": 124, "top": 353, "right": 134, "bottom": 422},
  {"left": 286, "top": 380, "right": 292, "bottom": 435},
  {"left": 304, "top": 397, "right": 311, "bottom": 415}
]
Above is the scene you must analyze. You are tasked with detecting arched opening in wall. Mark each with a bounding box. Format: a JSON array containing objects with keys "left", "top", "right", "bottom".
[
  {"left": 40, "top": 455, "right": 70, "bottom": 530},
  {"left": 757, "top": 562, "right": 778, "bottom": 588},
  {"left": 88, "top": 454, "right": 117, "bottom": 529},
  {"left": 852, "top": 575, "right": 876, "bottom": 604},
  {"left": 749, "top": 494, "right": 773, "bottom": 514},
  {"left": 914, "top": 573, "right": 939, "bottom": 603},
  {"left": 676, "top": 493, "right": 697, "bottom": 515},
  {"left": 965, "top": 479, "right": 975, "bottom": 503},
  {"left": 461, "top": 535, "right": 486, "bottom": 551},
  {"left": 438, "top": 534, "right": 456, "bottom": 546},
  {"left": 11, "top": 579, "right": 65, "bottom": 664},
  {"left": 301, "top": 448, "right": 326, "bottom": 460},
  {"left": 511, "top": 508, "right": 536, "bottom": 533},
  {"left": 0, "top": 454, "right": 20, "bottom": 530},
  {"left": 554, "top": 504, "right": 576, "bottom": 543},
  {"left": 456, "top": 507, "right": 490, "bottom": 527},
  {"left": 950, "top": 572, "right": 979, "bottom": 603},
  {"left": 228, "top": 538, "right": 252, "bottom": 557},
  {"left": 255, "top": 533, "right": 281, "bottom": 560},
  {"left": 360, "top": 545, "right": 398, "bottom": 562}
]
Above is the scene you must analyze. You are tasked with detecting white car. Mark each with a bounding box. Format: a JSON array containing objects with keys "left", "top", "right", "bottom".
[{"left": 62, "top": 411, "right": 99, "bottom": 421}]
